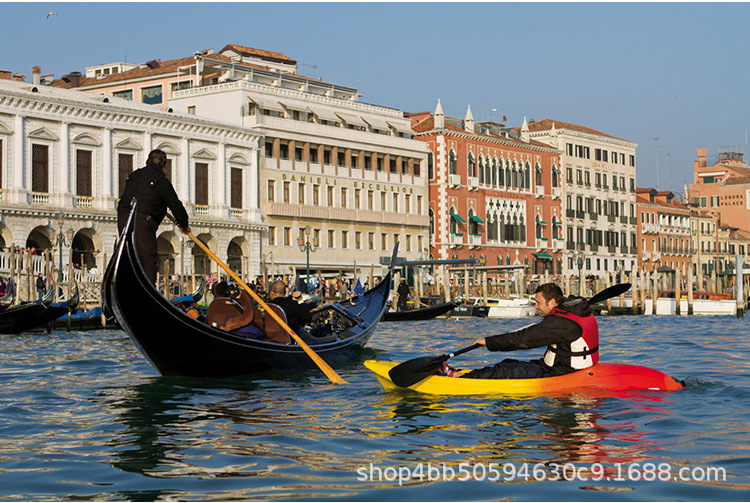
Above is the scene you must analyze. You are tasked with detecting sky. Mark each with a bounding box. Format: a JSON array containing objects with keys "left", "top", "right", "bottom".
[{"left": 2, "top": 2, "right": 749, "bottom": 195}]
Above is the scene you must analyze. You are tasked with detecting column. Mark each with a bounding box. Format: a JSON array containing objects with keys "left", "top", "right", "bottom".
[
  {"left": 13, "top": 115, "right": 24, "bottom": 195},
  {"left": 59, "top": 122, "right": 70, "bottom": 202}
]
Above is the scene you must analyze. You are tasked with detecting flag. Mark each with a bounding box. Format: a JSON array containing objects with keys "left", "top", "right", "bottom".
[{"left": 354, "top": 278, "right": 364, "bottom": 302}]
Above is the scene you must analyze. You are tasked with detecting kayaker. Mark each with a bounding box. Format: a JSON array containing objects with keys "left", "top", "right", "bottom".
[{"left": 442, "top": 283, "right": 599, "bottom": 379}]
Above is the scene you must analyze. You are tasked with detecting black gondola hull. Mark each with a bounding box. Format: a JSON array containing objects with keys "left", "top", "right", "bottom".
[
  {"left": 381, "top": 301, "right": 459, "bottom": 321},
  {"left": 103, "top": 204, "right": 393, "bottom": 378}
]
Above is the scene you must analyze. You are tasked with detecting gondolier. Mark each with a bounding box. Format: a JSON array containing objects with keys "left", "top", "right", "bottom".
[
  {"left": 442, "top": 283, "right": 599, "bottom": 379},
  {"left": 117, "top": 149, "right": 191, "bottom": 284}
]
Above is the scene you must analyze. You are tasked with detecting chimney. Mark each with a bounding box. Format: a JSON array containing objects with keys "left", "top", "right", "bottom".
[
  {"left": 12, "top": 73, "right": 26, "bottom": 82},
  {"left": 0, "top": 70, "right": 11, "bottom": 81},
  {"left": 464, "top": 105, "right": 474, "bottom": 134},
  {"left": 434, "top": 99, "right": 444, "bottom": 129},
  {"left": 32, "top": 66, "right": 41, "bottom": 85},
  {"left": 62, "top": 71, "right": 82, "bottom": 87},
  {"left": 697, "top": 148, "right": 707, "bottom": 167}
]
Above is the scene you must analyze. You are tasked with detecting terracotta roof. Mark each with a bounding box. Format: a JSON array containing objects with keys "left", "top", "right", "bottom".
[
  {"left": 723, "top": 175, "right": 750, "bottom": 186},
  {"left": 50, "top": 55, "right": 199, "bottom": 89},
  {"left": 409, "top": 113, "right": 558, "bottom": 150},
  {"left": 635, "top": 192, "right": 689, "bottom": 211},
  {"left": 220, "top": 44, "right": 296, "bottom": 65},
  {"left": 515, "top": 118, "right": 629, "bottom": 142}
]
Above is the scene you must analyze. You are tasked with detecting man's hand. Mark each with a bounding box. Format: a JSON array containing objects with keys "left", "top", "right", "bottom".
[
  {"left": 180, "top": 226, "right": 192, "bottom": 235},
  {"left": 474, "top": 337, "right": 487, "bottom": 346}
]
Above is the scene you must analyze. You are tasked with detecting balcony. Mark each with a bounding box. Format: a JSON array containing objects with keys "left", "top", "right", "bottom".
[
  {"left": 629, "top": 216, "right": 638, "bottom": 225},
  {"left": 607, "top": 214, "right": 616, "bottom": 223},
  {"left": 643, "top": 251, "right": 651, "bottom": 261},
  {"left": 620, "top": 216, "right": 628, "bottom": 224},
  {"left": 536, "top": 237, "right": 548, "bottom": 249},
  {"left": 566, "top": 241, "right": 576, "bottom": 250},
  {"left": 589, "top": 212, "right": 598, "bottom": 220},
  {"left": 630, "top": 246, "right": 638, "bottom": 255},
  {"left": 643, "top": 223, "right": 659, "bottom": 234},
  {"left": 75, "top": 196, "right": 94, "bottom": 208},
  {"left": 30, "top": 192, "right": 50, "bottom": 205},
  {"left": 467, "top": 176, "right": 479, "bottom": 190},
  {"left": 450, "top": 233, "right": 464, "bottom": 246},
  {"left": 551, "top": 187, "right": 562, "bottom": 199},
  {"left": 566, "top": 209, "right": 575, "bottom": 218},
  {"left": 551, "top": 239, "right": 564, "bottom": 250},
  {"left": 535, "top": 185, "right": 545, "bottom": 198},
  {"left": 590, "top": 244, "right": 599, "bottom": 252},
  {"left": 193, "top": 204, "right": 210, "bottom": 216},
  {"left": 576, "top": 210, "right": 585, "bottom": 220},
  {"left": 229, "top": 208, "right": 245, "bottom": 219},
  {"left": 620, "top": 246, "right": 629, "bottom": 254},
  {"left": 448, "top": 174, "right": 461, "bottom": 187},
  {"left": 607, "top": 245, "right": 617, "bottom": 254},
  {"left": 652, "top": 251, "right": 661, "bottom": 261},
  {"left": 468, "top": 234, "right": 482, "bottom": 246}
]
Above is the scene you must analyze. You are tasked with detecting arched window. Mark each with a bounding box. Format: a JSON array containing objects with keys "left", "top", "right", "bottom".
[
  {"left": 468, "top": 152, "right": 476, "bottom": 178},
  {"left": 551, "top": 164, "right": 559, "bottom": 188},
  {"left": 534, "top": 162, "right": 543, "bottom": 186},
  {"left": 477, "top": 154, "right": 484, "bottom": 184},
  {"left": 468, "top": 209, "right": 479, "bottom": 235},
  {"left": 491, "top": 157, "right": 497, "bottom": 186},
  {"left": 449, "top": 150, "right": 457, "bottom": 174},
  {"left": 427, "top": 151, "right": 434, "bottom": 179},
  {"left": 524, "top": 162, "right": 531, "bottom": 190}
]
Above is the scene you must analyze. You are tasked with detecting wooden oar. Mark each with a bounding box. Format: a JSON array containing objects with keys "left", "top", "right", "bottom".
[
  {"left": 167, "top": 214, "right": 348, "bottom": 385},
  {"left": 388, "top": 282, "right": 632, "bottom": 388}
]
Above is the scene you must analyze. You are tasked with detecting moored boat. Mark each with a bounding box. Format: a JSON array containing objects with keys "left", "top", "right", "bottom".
[
  {"left": 102, "top": 203, "right": 394, "bottom": 378},
  {"left": 0, "top": 284, "right": 79, "bottom": 333},
  {"left": 381, "top": 300, "right": 459, "bottom": 321},
  {"left": 364, "top": 360, "right": 684, "bottom": 395},
  {"left": 450, "top": 303, "right": 490, "bottom": 318}
]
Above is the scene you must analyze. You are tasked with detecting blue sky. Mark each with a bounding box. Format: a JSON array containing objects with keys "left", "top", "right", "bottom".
[{"left": 3, "top": 2, "right": 749, "bottom": 193}]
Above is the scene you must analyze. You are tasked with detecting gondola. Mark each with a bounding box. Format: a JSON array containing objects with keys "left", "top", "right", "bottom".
[
  {"left": 102, "top": 203, "right": 394, "bottom": 378},
  {"left": 381, "top": 300, "right": 459, "bottom": 321},
  {"left": 53, "top": 278, "right": 204, "bottom": 331},
  {"left": 0, "top": 283, "right": 79, "bottom": 333}
]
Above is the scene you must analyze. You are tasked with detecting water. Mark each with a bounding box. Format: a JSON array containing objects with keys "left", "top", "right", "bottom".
[{"left": 0, "top": 316, "right": 748, "bottom": 501}]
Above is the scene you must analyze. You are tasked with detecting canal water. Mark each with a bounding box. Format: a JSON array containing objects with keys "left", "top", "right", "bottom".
[{"left": 0, "top": 315, "right": 747, "bottom": 501}]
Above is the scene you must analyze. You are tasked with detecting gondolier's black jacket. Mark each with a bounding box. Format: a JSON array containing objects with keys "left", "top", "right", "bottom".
[
  {"left": 484, "top": 296, "right": 594, "bottom": 375},
  {"left": 117, "top": 162, "right": 189, "bottom": 229}
]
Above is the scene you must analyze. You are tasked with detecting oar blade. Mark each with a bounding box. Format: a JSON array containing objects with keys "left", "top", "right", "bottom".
[
  {"left": 389, "top": 355, "right": 448, "bottom": 387},
  {"left": 588, "top": 283, "right": 631, "bottom": 305}
]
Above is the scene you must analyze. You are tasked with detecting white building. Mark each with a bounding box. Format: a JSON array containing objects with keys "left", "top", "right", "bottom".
[
  {"left": 519, "top": 119, "right": 639, "bottom": 277},
  {"left": 0, "top": 77, "right": 263, "bottom": 296}
]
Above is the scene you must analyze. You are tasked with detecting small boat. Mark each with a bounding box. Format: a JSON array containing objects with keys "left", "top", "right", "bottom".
[
  {"left": 0, "top": 284, "right": 79, "bottom": 334},
  {"left": 475, "top": 297, "right": 536, "bottom": 317},
  {"left": 450, "top": 303, "right": 490, "bottom": 318},
  {"left": 364, "top": 360, "right": 684, "bottom": 395},
  {"left": 381, "top": 300, "right": 459, "bottom": 321},
  {"left": 54, "top": 279, "right": 205, "bottom": 331},
  {"left": 102, "top": 203, "right": 394, "bottom": 378}
]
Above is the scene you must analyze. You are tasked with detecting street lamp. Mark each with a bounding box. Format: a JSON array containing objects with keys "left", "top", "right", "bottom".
[
  {"left": 297, "top": 226, "right": 318, "bottom": 292},
  {"left": 50, "top": 211, "right": 74, "bottom": 289}
]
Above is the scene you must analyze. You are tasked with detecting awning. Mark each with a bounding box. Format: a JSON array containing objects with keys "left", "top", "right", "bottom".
[
  {"left": 387, "top": 121, "right": 413, "bottom": 134},
  {"left": 533, "top": 253, "right": 553, "bottom": 259},
  {"left": 450, "top": 232, "right": 464, "bottom": 236},
  {"left": 248, "top": 96, "right": 284, "bottom": 112},
  {"left": 552, "top": 219, "right": 562, "bottom": 226},
  {"left": 536, "top": 219, "right": 547, "bottom": 225},
  {"left": 552, "top": 166, "right": 560, "bottom": 172},
  {"left": 450, "top": 213, "right": 467, "bottom": 223},
  {"left": 308, "top": 107, "right": 339, "bottom": 122},
  {"left": 362, "top": 116, "right": 390, "bottom": 130},
  {"left": 469, "top": 214, "right": 485, "bottom": 224},
  {"left": 335, "top": 112, "right": 367, "bottom": 127},
  {"left": 278, "top": 100, "right": 308, "bottom": 112}
]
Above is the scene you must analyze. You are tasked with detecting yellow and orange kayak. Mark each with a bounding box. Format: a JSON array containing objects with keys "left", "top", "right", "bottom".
[{"left": 364, "top": 360, "right": 684, "bottom": 396}]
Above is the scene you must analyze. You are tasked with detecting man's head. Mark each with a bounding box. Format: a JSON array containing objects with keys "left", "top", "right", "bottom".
[
  {"left": 292, "top": 291, "right": 303, "bottom": 302},
  {"left": 534, "top": 283, "right": 564, "bottom": 317},
  {"left": 147, "top": 149, "right": 168, "bottom": 169},
  {"left": 269, "top": 280, "right": 287, "bottom": 299}
]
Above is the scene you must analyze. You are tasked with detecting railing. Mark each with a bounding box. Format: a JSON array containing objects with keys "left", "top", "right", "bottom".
[
  {"left": 450, "top": 233, "right": 464, "bottom": 245},
  {"left": 536, "top": 237, "right": 548, "bottom": 249},
  {"left": 551, "top": 187, "right": 562, "bottom": 198},
  {"left": 468, "top": 234, "right": 482, "bottom": 246},
  {"left": 448, "top": 174, "right": 461, "bottom": 187},
  {"left": 229, "top": 208, "right": 245, "bottom": 219},
  {"left": 566, "top": 241, "right": 576, "bottom": 250},
  {"left": 643, "top": 251, "right": 651, "bottom": 260},
  {"left": 75, "top": 196, "right": 94, "bottom": 208},
  {"left": 629, "top": 216, "right": 638, "bottom": 225},
  {"left": 652, "top": 251, "right": 661, "bottom": 261},
  {"left": 551, "top": 239, "right": 564, "bottom": 250},
  {"left": 535, "top": 185, "right": 545, "bottom": 197},
  {"left": 643, "top": 223, "right": 660, "bottom": 234},
  {"left": 620, "top": 216, "right": 628, "bottom": 224},
  {"left": 31, "top": 193, "right": 50, "bottom": 205},
  {"left": 566, "top": 209, "right": 575, "bottom": 218},
  {"left": 607, "top": 214, "right": 616, "bottom": 223},
  {"left": 193, "top": 205, "right": 210, "bottom": 216},
  {"left": 575, "top": 210, "right": 585, "bottom": 219},
  {"left": 607, "top": 245, "right": 617, "bottom": 253},
  {"left": 467, "top": 176, "right": 479, "bottom": 189}
]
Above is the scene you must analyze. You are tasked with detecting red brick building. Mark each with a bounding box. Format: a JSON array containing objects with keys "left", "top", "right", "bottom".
[
  {"left": 635, "top": 188, "right": 692, "bottom": 275},
  {"left": 408, "top": 102, "right": 563, "bottom": 276}
]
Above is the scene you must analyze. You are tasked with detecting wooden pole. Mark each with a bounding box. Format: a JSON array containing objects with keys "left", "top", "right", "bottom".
[
  {"left": 442, "top": 266, "right": 451, "bottom": 303},
  {"left": 606, "top": 272, "right": 612, "bottom": 314},
  {"left": 688, "top": 259, "right": 694, "bottom": 315},
  {"left": 675, "top": 266, "right": 682, "bottom": 316},
  {"left": 464, "top": 269, "right": 470, "bottom": 302},
  {"left": 482, "top": 271, "right": 488, "bottom": 305},
  {"left": 652, "top": 270, "right": 658, "bottom": 315}
]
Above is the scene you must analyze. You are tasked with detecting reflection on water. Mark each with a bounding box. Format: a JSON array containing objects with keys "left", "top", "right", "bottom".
[{"left": 0, "top": 317, "right": 748, "bottom": 500}]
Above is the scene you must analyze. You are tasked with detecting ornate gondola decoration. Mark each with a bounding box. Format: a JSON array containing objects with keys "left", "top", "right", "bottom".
[{"left": 102, "top": 203, "right": 394, "bottom": 378}]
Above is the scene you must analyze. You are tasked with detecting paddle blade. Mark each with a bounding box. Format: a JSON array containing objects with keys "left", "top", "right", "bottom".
[
  {"left": 389, "top": 354, "right": 448, "bottom": 388},
  {"left": 588, "top": 283, "right": 631, "bottom": 305}
]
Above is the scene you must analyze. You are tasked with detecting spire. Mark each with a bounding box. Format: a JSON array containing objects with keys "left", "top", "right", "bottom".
[
  {"left": 521, "top": 116, "right": 530, "bottom": 142},
  {"left": 464, "top": 105, "right": 474, "bottom": 133},
  {"left": 434, "top": 99, "right": 444, "bottom": 129}
]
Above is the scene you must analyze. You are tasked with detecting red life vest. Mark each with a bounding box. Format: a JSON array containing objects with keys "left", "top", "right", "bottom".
[{"left": 543, "top": 307, "right": 599, "bottom": 369}]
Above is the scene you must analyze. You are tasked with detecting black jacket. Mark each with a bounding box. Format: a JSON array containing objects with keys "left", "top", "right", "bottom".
[
  {"left": 484, "top": 296, "right": 594, "bottom": 374},
  {"left": 117, "top": 163, "right": 189, "bottom": 229},
  {"left": 273, "top": 296, "right": 312, "bottom": 332}
]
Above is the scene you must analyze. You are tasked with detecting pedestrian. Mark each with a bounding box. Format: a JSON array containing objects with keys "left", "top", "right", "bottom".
[
  {"left": 116, "top": 149, "right": 190, "bottom": 284},
  {"left": 35, "top": 273, "right": 46, "bottom": 301}
]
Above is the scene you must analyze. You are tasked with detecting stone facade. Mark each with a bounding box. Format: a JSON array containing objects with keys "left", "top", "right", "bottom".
[{"left": 0, "top": 78, "right": 263, "bottom": 287}]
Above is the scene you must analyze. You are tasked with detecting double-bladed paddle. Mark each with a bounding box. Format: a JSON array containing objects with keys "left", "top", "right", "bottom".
[{"left": 388, "top": 282, "right": 632, "bottom": 388}]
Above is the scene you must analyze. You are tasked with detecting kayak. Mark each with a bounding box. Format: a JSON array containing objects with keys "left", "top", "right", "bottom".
[{"left": 364, "top": 360, "right": 684, "bottom": 395}]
